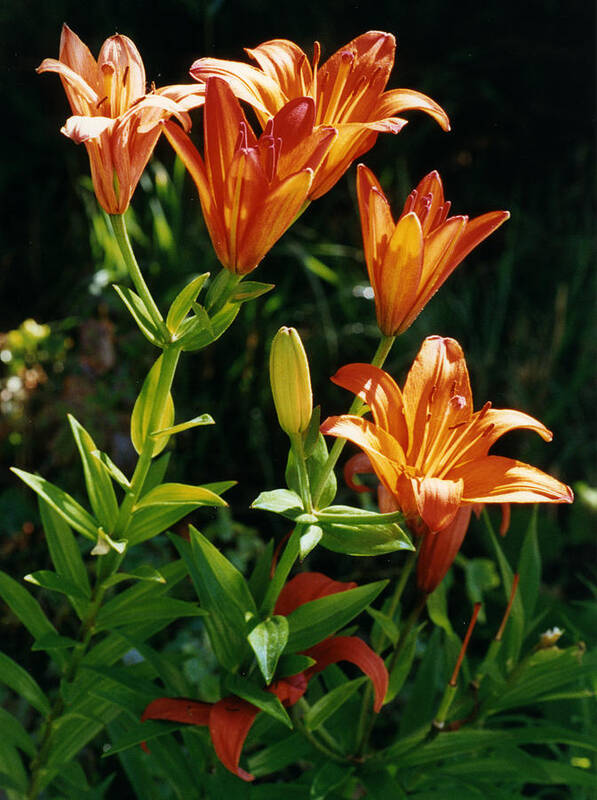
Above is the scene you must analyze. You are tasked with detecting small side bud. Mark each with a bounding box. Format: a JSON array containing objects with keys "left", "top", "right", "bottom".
[
  {"left": 538, "top": 627, "right": 564, "bottom": 649},
  {"left": 269, "top": 327, "right": 312, "bottom": 435}
]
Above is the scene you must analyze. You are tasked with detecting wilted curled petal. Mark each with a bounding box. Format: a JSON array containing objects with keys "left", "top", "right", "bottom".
[
  {"left": 304, "top": 636, "right": 389, "bottom": 712},
  {"left": 61, "top": 115, "right": 113, "bottom": 143},
  {"left": 209, "top": 697, "right": 259, "bottom": 782}
]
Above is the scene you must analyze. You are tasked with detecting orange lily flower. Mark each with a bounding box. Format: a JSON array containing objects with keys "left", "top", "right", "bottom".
[
  {"left": 321, "top": 336, "right": 573, "bottom": 536},
  {"left": 141, "top": 572, "right": 387, "bottom": 780},
  {"left": 163, "top": 77, "right": 336, "bottom": 274},
  {"left": 37, "top": 25, "right": 205, "bottom": 214},
  {"left": 356, "top": 165, "right": 511, "bottom": 336},
  {"left": 189, "top": 31, "right": 450, "bottom": 199}
]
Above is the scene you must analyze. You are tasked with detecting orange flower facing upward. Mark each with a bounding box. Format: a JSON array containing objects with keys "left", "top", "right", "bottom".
[
  {"left": 321, "top": 336, "right": 573, "bottom": 536},
  {"left": 37, "top": 25, "right": 205, "bottom": 214},
  {"left": 357, "top": 165, "right": 511, "bottom": 336},
  {"left": 163, "top": 77, "right": 337, "bottom": 274},
  {"left": 189, "top": 31, "right": 450, "bottom": 199}
]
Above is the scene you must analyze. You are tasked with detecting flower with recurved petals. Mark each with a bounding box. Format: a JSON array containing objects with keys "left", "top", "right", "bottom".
[
  {"left": 141, "top": 572, "right": 388, "bottom": 781},
  {"left": 163, "top": 77, "right": 337, "bottom": 275},
  {"left": 37, "top": 24, "right": 205, "bottom": 214},
  {"left": 189, "top": 31, "right": 450, "bottom": 199},
  {"left": 357, "top": 165, "right": 510, "bottom": 336},
  {"left": 321, "top": 336, "right": 573, "bottom": 541}
]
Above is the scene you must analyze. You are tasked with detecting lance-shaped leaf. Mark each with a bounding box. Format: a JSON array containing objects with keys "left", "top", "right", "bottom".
[
  {"left": 166, "top": 273, "right": 210, "bottom": 335},
  {"left": 225, "top": 674, "right": 292, "bottom": 728},
  {"left": 95, "top": 597, "right": 206, "bottom": 631},
  {"left": 247, "top": 616, "right": 289, "bottom": 684},
  {"left": 320, "top": 519, "right": 413, "bottom": 557},
  {"left": 299, "top": 524, "right": 323, "bottom": 560},
  {"left": 113, "top": 284, "right": 163, "bottom": 346},
  {"left": 130, "top": 356, "right": 175, "bottom": 457},
  {"left": 286, "top": 433, "right": 337, "bottom": 509},
  {"left": 68, "top": 415, "right": 119, "bottom": 531},
  {"left": 39, "top": 499, "right": 91, "bottom": 612},
  {"left": 11, "top": 468, "right": 98, "bottom": 541},
  {"left": 251, "top": 489, "right": 304, "bottom": 519},
  {"left": 230, "top": 281, "right": 275, "bottom": 304},
  {"left": 151, "top": 414, "right": 215, "bottom": 438},
  {"left": 285, "top": 580, "right": 387, "bottom": 652},
  {"left": 315, "top": 505, "right": 404, "bottom": 525},
  {"left": 0, "top": 651, "right": 50, "bottom": 716},
  {"left": 91, "top": 450, "right": 131, "bottom": 490},
  {"left": 248, "top": 540, "right": 274, "bottom": 608},
  {"left": 133, "top": 483, "right": 228, "bottom": 511},
  {"left": 25, "top": 570, "right": 90, "bottom": 600},
  {"left": 179, "top": 304, "right": 239, "bottom": 351},
  {"left": 304, "top": 676, "right": 366, "bottom": 732},
  {"left": 170, "top": 527, "right": 256, "bottom": 671}
]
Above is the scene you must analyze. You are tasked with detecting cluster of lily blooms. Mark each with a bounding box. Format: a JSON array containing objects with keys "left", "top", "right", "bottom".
[{"left": 39, "top": 26, "right": 573, "bottom": 780}]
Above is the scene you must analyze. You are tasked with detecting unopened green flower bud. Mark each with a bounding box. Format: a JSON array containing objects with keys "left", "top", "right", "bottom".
[{"left": 269, "top": 327, "right": 312, "bottom": 435}]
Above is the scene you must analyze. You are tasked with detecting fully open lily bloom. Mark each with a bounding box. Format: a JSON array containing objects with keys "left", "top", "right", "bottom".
[
  {"left": 189, "top": 32, "right": 450, "bottom": 199},
  {"left": 163, "top": 77, "right": 336, "bottom": 274},
  {"left": 141, "top": 572, "right": 388, "bottom": 780},
  {"left": 37, "top": 25, "right": 205, "bottom": 214},
  {"left": 322, "top": 336, "right": 573, "bottom": 539},
  {"left": 357, "top": 165, "right": 510, "bottom": 336}
]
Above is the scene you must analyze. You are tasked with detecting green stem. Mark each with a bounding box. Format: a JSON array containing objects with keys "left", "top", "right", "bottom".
[
  {"left": 260, "top": 526, "right": 301, "bottom": 617},
  {"left": 110, "top": 213, "right": 169, "bottom": 341},
  {"left": 372, "top": 549, "right": 418, "bottom": 653},
  {"left": 312, "top": 334, "right": 395, "bottom": 508},
  {"left": 291, "top": 702, "right": 349, "bottom": 764},
  {"left": 289, "top": 433, "right": 313, "bottom": 514}
]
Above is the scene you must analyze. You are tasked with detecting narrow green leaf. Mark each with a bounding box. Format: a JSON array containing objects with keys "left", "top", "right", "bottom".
[
  {"left": 11, "top": 468, "right": 98, "bottom": 541},
  {"left": 179, "top": 303, "right": 239, "bottom": 352},
  {"left": 103, "top": 720, "right": 183, "bottom": 757},
  {"left": 247, "top": 733, "right": 313, "bottom": 777},
  {"left": 126, "top": 503, "right": 200, "bottom": 545},
  {"left": 130, "top": 356, "right": 175, "bottom": 457},
  {"left": 134, "top": 482, "right": 228, "bottom": 510},
  {"left": 170, "top": 528, "right": 255, "bottom": 670},
  {"left": 310, "top": 760, "right": 352, "bottom": 800},
  {"left": 360, "top": 769, "right": 407, "bottom": 800},
  {"left": 305, "top": 676, "right": 366, "bottom": 731},
  {"left": 101, "top": 565, "right": 166, "bottom": 589},
  {"left": 166, "top": 273, "right": 210, "bottom": 334},
  {"left": 385, "top": 624, "right": 420, "bottom": 703},
  {"left": 320, "top": 520, "right": 413, "bottom": 557},
  {"left": 39, "top": 498, "right": 90, "bottom": 619},
  {"left": 517, "top": 507, "right": 541, "bottom": 624},
  {"left": 276, "top": 654, "right": 316, "bottom": 678},
  {"left": 251, "top": 488, "right": 304, "bottom": 518},
  {"left": 95, "top": 597, "right": 206, "bottom": 631},
  {"left": 487, "top": 519, "right": 525, "bottom": 667},
  {"left": 32, "top": 632, "right": 79, "bottom": 651},
  {"left": 299, "top": 525, "right": 323, "bottom": 560},
  {"left": 0, "top": 707, "right": 36, "bottom": 756},
  {"left": 68, "top": 415, "right": 119, "bottom": 531},
  {"left": 230, "top": 281, "right": 275, "bottom": 303},
  {"left": 24, "top": 570, "right": 89, "bottom": 600},
  {"left": 0, "top": 651, "right": 50, "bottom": 715},
  {"left": 113, "top": 284, "right": 161, "bottom": 345},
  {"left": 151, "top": 413, "right": 215, "bottom": 437},
  {"left": 367, "top": 608, "right": 399, "bottom": 646},
  {"left": 225, "top": 675, "right": 292, "bottom": 728},
  {"left": 316, "top": 505, "right": 404, "bottom": 525},
  {"left": 0, "top": 570, "right": 67, "bottom": 669},
  {"left": 399, "top": 629, "right": 443, "bottom": 734},
  {"left": 248, "top": 616, "right": 289, "bottom": 684},
  {"left": 285, "top": 580, "right": 387, "bottom": 652},
  {"left": 248, "top": 540, "right": 274, "bottom": 608},
  {"left": 287, "top": 434, "right": 337, "bottom": 509},
  {"left": 139, "top": 452, "right": 171, "bottom": 497},
  {"left": 91, "top": 450, "right": 131, "bottom": 490}
]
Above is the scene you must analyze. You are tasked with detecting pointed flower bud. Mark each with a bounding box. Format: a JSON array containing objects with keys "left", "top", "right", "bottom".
[{"left": 269, "top": 327, "right": 312, "bottom": 435}]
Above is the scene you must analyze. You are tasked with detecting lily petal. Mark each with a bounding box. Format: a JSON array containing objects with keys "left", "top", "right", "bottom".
[
  {"left": 209, "top": 697, "right": 258, "bottom": 782},
  {"left": 412, "top": 475, "right": 464, "bottom": 532},
  {"left": 304, "top": 635, "right": 389, "bottom": 712},
  {"left": 417, "top": 506, "right": 472, "bottom": 594},
  {"left": 61, "top": 115, "right": 113, "bottom": 143},
  {"left": 374, "top": 87, "right": 451, "bottom": 132},
  {"left": 455, "top": 456, "right": 574, "bottom": 504}
]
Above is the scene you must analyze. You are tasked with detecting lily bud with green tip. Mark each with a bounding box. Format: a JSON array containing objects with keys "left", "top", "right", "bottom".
[{"left": 269, "top": 327, "right": 312, "bottom": 435}]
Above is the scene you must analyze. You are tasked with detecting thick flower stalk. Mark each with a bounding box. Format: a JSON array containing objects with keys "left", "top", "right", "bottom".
[
  {"left": 163, "top": 77, "right": 337, "bottom": 274},
  {"left": 141, "top": 572, "right": 388, "bottom": 780},
  {"left": 322, "top": 336, "right": 573, "bottom": 539},
  {"left": 356, "top": 165, "right": 510, "bottom": 335},
  {"left": 189, "top": 31, "right": 450, "bottom": 198},
  {"left": 37, "top": 24, "right": 205, "bottom": 214}
]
